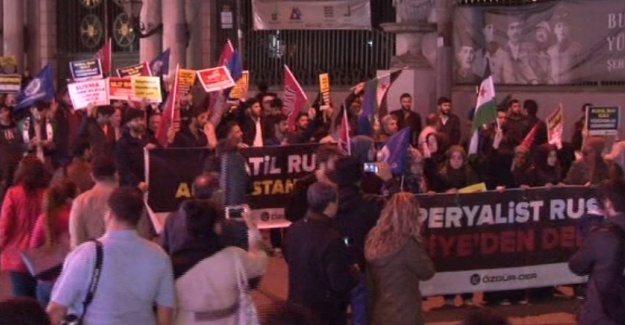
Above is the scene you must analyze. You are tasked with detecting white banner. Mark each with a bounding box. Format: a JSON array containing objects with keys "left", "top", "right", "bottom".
[
  {"left": 67, "top": 78, "right": 110, "bottom": 110},
  {"left": 252, "top": 0, "right": 371, "bottom": 30},
  {"left": 421, "top": 263, "right": 585, "bottom": 296}
]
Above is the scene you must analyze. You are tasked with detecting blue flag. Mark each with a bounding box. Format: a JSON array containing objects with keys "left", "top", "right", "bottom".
[
  {"left": 377, "top": 127, "right": 410, "bottom": 175},
  {"left": 16, "top": 64, "right": 55, "bottom": 110},
  {"left": 150, "top": 49, "right": 170, "bottom": 77},
  {"left": 357, "top": 79, "right": 376, "bottom": 136},
  {"left": 226, "top": 50, "right": 243, "bottom": 81}
]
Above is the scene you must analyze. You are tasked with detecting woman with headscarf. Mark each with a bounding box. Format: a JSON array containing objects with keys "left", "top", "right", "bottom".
[
  {"left": 437, "top": 145, "right": 480, "bottom": 193},
  {"left": 511, "top": 146, "right": 536, "bottom": 188},
  {"left": 564, "top": 137, "right": 623, "bottom": 185},
  {"left": 365, "top": 192, "right": 435, "bottom": 325},
  {"left": 533, "top": 143, "right": 563, "bottom": 186}
]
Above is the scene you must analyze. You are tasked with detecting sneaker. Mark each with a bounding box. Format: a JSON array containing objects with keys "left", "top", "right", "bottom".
[
  {"left": 499, "top": 299, "right": 511, "bottom": 306},
  {"left": 464, "top": 299, "right": 474, "bottom": 307}
]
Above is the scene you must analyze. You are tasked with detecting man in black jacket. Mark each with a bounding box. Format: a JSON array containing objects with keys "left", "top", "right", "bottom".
[
  {"left": 284, "top": 181, "right": 357, "bottom": 325},
  {"left": 391, "top": 93, "right": 422, "bottom": 147},
  {"left": 114, "top": 109, "right": 157, "bottom": 190},
  {"left": 569, "top": 179, "right": 625, "bottom": 325},
  {"left": 436, "top": 97, "right": 462, "bottom": 146}
]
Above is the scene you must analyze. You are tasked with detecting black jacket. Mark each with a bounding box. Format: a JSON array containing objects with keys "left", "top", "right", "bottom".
[
  {"left": 284, "top": 211, "right": 357, "bottom": 324},
  {"left": 569, "top": 213, "right": 625, "bottom": 325},
  {"left": 114, "top": 131, "right": 157, "bottom": 187},
  {"left": 284, "top": 173, "right": 316, "bottom": 223},
  {"left": 391, "top": 109, "right": 422, "bottom": 147},
  {"left": 438, "top": 113, "right": 462, "bottom": 146}
]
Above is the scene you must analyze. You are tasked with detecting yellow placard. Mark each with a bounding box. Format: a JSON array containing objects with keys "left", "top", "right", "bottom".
[
  {"left": 131, "top": 76, "right": 162, "bottom": 103},
  {"left": 319, "top": 73, "right": 331, "bottom": 106},
  {"left": 458, "top": 182, "right": 487, "bottom": 194},
  {"left": 177, "top": 69, "right": 196, "bottom": 95},
  {"left": 229, "top": 71, "right": 249, "bottom": 100}
]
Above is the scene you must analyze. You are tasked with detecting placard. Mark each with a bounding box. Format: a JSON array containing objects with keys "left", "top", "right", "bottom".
[
  {"left": 131, "top": 76, "right": 162, "bottom": 103},
  {"left": 109, "top": 77, "right": 133, "bottom": 100},
  {"left": 586, "top": 106, "right": 620, "bottom": 135},
  {"left": 116, "top": 62, "right": 152, "bottom": 78},
  {"left": 229, "top": 70, "right": 250, "bottom": 100},
  {"left": 196, "top": 66, "right": 236, "bottom": 93},
  {"left": 69, "top": 59, "right": 103, "bottom": 81},
  {"left": 319, "top": 73, "right": 331, "bottom": 106},
  {"left": 0, "top": 74, "right": 22, "bottom": 93},
  {"left": 177, "top": 69, "right": 197, "bottom": 95},
  {"left": 67, "top": 78, "right": 110, "bottom": 109}
]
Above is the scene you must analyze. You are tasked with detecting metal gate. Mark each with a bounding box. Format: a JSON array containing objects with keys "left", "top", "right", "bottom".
[{"left": 214, "top": 0, "right": 397, "bottom": 87}]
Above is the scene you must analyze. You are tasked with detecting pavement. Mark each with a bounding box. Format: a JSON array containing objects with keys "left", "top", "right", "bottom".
[{"left": 0, "top": 253, "right": 579, "bottom": 325}]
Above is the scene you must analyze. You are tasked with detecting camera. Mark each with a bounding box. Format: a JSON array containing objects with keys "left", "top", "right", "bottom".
[{"left": 363, "top": 162, "right": 378, "bottom": 173}]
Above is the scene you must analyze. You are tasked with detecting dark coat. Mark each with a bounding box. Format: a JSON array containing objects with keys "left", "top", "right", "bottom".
[
  {"left": 241, "top": 115, "right": 274, "bottom": 147},
  {"left": 284, "top": 173, "right": 316, "bottom": 223},
  {"left": 78, "top": 117, "right": 116, "bottom": 161},
  {"left": 367, "top": 238, "right": 435, "bottom": 325},
  {"left": 284, "top": 212, "right": 357, "bottom": 325},
  {"left": 334, "top": 185, "right": 384, "bottom": 269},
  {"left": 438, "top": 113, "right": 462, "bottom": 146},
  {"left": 569, "top": 214, "right": 625, "bottom": 325},
  {"left": 114, "top": 131, "right": 157, "bottom": 187},
  {"left": 391, "top": 109, "right": 422, "bottom": 147}
]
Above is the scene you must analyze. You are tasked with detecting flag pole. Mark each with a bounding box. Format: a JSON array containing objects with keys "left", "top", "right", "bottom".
[{"left": 349, "top": 66, "right": 407, "bottom": 91}]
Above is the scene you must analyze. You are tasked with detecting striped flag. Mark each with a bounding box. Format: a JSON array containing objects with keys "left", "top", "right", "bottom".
[
  {"left": 357, "top": 69, "right": 403, "bottom": 136},
  {"left": 468, "top": 71, "right": 497, "bottom": 155}
]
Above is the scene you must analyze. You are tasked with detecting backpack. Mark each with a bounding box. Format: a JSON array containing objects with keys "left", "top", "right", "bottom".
[{"left": 600, "top": 225, "right": 625, "bottom": 323}]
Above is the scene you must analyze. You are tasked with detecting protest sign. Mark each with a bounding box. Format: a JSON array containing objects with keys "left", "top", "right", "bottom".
[
  {"left": 109, "top": 77, "right": 133, "bottom": 100},
  {"left": 131, "top": 76, "right": 162, "bottom": 103},
  {"left": 319, "top": 73, "right": 331, "bottom": 107},
  {"left": 196, "top": 66, "right": 236, "bottom": 92},
  {"left": 0, "top": 74, "right": 22, "bottom": 93},
  {"left": 69, "top": 58, "right": 103, "bottom": 81},
  {"left": 229, "top": 70, "right": 249, "bottom": 100},
  {"left": 116, "top": 62, "right": 152, "bottom": 77},
  {"left": 177, "top": 69, "right": 196, "bottom": 95},
  {"left": 67, "top": 78, "right": 110, "bottom": 109},
  {"left": 586, "top": 106, "right": 620, "bottom": 135},
  {"left": 0, "top": 55, "right": 17, "bottom": 74}
]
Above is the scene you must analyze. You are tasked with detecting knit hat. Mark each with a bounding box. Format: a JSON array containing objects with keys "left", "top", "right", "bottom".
[{"left": 122, "top": 108, "right": 144, "bottom": 125}]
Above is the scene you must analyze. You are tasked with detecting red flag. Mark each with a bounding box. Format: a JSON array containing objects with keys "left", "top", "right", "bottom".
[
  {"left": 284, "top": 65, "right": 308, "bottom": 130},
  {"left": 156, "top": 64, "right": 180, "bottom": 148},
  {"left": 95, "top": 38, "right": 112, "bottom": 76},
  {"left": 520, "top": 123, "right": 539, "bottom": 149},
  {"left": 218, "top": 39, "right": 235, "bottom": 66},
  {"left": 339, "top": 105, "right": 351, "bottom": 155}
]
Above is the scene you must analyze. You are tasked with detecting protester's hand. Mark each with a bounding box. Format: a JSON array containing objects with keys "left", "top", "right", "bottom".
[
  {"left": 520, "top": 184, "right": 530, "bottom": 190},
  {"left": 240, "top": 204, "right": 256, "bottom": 230},
  {"left": 308, "top": 107, "right": 317, "bottom": 120},
  {"left": 138, "top": 182, "right": 148, "bottom": 192},
  {"left": 496, "top": 185, "right": 506, "bottom": 193},
  {"left": 167, "top": 127, "right": 176, "bottom": 144},
  {"left": 353, "top": 82, "right": 365, "bottom": 95},
  {"left": 29, "top": 137, "right": 40, "bottom": 148},
  {"left": 376, "top": 162, "right": 393, "bottom": 182},
  {"left": 41, "top": 139, "right": 54, "bottom": 149},
  {"left": 421, "top": 143, "right": 431, "bottom": 158},
  {"left": 492, "top": 128, "right": 503, "bottom": 149},
  {"left": 145, "top": 143, "right": 157, "bottom": 150},
  {"left": 584, "top": 181, "right": 591, "bottom": 187}
]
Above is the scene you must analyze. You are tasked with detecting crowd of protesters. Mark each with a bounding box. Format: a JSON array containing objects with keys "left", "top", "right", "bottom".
[{"left": 1, "top": 71, "right": 625, "bottom": 325}]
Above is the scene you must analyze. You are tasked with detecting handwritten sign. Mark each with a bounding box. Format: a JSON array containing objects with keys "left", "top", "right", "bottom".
[
  {"left": 587, "top": 106, "right": 620, "bottom": 135},
  {"left": 131, "top": 76, "right": 162, "bottom": 103},
  {"left": 177, "top": 69, "right": 196, "bottom": 95},
  {"left": 109, "top": 77, "right": 133, "bottom": 100},
  {"left": 229, "top": 70, "right": 250, "bottom": 100},
  {"left": 196, "top": 66, "right": 236, "bottom": 93},
  {"left": 116, "top": 62, "right": 152, "bottom": 78},
  {"left": 69, "top": 59, "right": 103, "bottom": 81},
  {"left": 319, "top": 73, "right": 331, "bottom": 106},
  {"left": 67, "top": 78, "right": 110, "bottom": 109}
]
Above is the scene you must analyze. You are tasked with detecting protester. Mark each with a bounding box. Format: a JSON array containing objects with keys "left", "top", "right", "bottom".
[
  {"left": 284, "top": 182, "right": 357, "bottom": 325},
  {"left": 171, "top": 106, "right": 209, "bottom": 148},
  {"left": 391, "top": 93, "right": 422, "bottom": 146},
  {"left": 365, "top": 192, "right": 435, "bottom": 325},
  {"left": 0, "top": 156, "right": 49, "bottom": 298},
  {"left": 78, "top": 105, "right": 116, "bottom": 161},
  {"left": 436, "top": 97, "right": 462, "bottom": 146},
  {"left": 47, "top": 187, "right": 175, "bottom": 324},
  {"left": 564, "top": 137, "right": 623, "bottom": 185},
  {"left": 115, "top": 108, "right": 157, "bottom": 189},
  {"left": 0, "top": 105, "right": 25, "bottom": 200},
  {"left": 50, "top": 140, "right": 94, "bottom": 194},
  {"left": 569, "top": 179, "right": 625, "bottom": 325}
]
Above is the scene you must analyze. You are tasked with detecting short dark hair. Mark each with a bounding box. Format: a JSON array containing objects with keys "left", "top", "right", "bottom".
[
  {"left": 108, "top": 187, "right": 145, "bottom": 226},
  {"left": 426, "top": 113, "right": 439, "bottom": 126},
  {"left": 14, "top": 156, "right": 49, "bottom": 196},
  {"left": 596, "top": 179, "right": 625, "bottom": 213},
  {"left": 400, "top": 93, "right": 411, "bottom": 100},
  {"left": 183, "top": 199, "right": 223, "bottom": 239},
  {"left": 97, "top": 105, "right": 115, "bottom": 116},
  {"left": 307, "top": 182, "right": 337, "bottom": 214},
  {"left": 192, "top": 172, "right": 220, "bottom": 199},
  {"left": 316, "top": 144, "right": 342, "bottom": 165},
  {"left": 33, "top": 100, "right": 50, "bottom": 111},
  {"left": 437, "top": 97, "right": 451, "bottom": 105},
  {"left": 523, "top": 99, "right": 538, "bottom": 116},
  {"left": 507, "top": 99, "right": 520, "bottom": 108},
  {"left": 90, "top": 157, "right": 117, "bottom": 181},
  {"left": 274, "top": 113, "right": 288, "bottom": 124}
]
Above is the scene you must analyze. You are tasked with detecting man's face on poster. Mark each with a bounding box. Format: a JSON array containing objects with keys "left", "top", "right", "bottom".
[
  {"left": 554, "top": 22, "right": 570, "bottom": 42},
  {"left": 483, "top": 24, "right": 496, "bottom": 43},
  {"left": 456, "top": 46, "right": 476, "bottom": 69},
  {"left": 507, "top": 21, "right": 522, "bottom": 43}
]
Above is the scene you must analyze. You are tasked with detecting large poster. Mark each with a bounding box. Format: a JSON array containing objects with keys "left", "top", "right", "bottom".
[
  {"left": 454, "top": 0, "right": 625, "bottom": 85},
  {"left": 252, "top": 0, "right": 371, "bottom": 30}
]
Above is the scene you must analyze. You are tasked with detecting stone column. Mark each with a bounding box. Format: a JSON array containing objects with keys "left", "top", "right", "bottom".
[
  {"left": 162, "top": 0, "right": 187, "bottom": 67},
  {"left": 381, "top": 0, "right": 437, "bottom": 116},
  {"left": 3, "top": 0, "right": 24, "bottom": 72},
  {"left": 436, "top": 0, "right": 453, "bottom": 99},
  {"left": 185, "top": 0, "right": 202, "bottom": 69},
  {"left": 200, "top": 0, "right": 214, "bottom": 68},
  {"left": 25, "top": 0, "right": 56, "bottom": 75},
  {"left": 139, "top": 0, "right": 162, "bottom": 64}
]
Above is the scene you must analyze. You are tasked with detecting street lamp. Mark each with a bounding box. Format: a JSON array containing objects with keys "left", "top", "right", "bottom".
[{"left": 120, "top": 0, "right": 163, "bottom": 38}]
